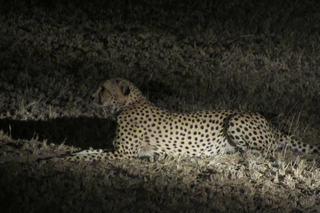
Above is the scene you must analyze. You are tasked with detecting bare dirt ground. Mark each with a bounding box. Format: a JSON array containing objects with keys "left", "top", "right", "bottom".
[{"left": 0, "top": 0, "right": 320, "bottom": 212}]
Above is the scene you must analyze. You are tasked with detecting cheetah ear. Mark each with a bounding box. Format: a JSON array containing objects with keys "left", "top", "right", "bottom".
[{"left": 119, "top": 81, "right": 131, "bottom": 96}]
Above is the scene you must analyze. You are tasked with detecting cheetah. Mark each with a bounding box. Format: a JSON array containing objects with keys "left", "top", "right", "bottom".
[{"left": 67, "top": 78, "right": 319, "bottom": 161}]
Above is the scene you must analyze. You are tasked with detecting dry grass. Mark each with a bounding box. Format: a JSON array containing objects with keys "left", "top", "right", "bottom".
[
  {"left": 0, "top": 0, "right": 320, "bottom": 212},
  {"left": 1, "top": 134, "right": 320, "bottom": 212}
]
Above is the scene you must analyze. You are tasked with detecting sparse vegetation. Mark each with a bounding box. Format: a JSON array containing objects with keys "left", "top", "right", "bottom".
[{"left": 0, "top": 0, "right": 319, "bottom": 212}]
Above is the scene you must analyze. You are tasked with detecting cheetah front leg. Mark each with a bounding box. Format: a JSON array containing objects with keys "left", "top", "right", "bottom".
[
  {"left": 65, "top": 148, "right": 132, "bottom": 161},
  {"left": 62, "top": 135, "right": 143, "bottom": 161},
  {"left": 47, "top": 134, "right": 145, "bottom": 162},
  {"left": 44, "top": 147, "right": 135, "bottom": 162}
]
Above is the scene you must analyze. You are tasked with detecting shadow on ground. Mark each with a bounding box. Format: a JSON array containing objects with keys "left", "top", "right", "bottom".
[{"left": 0, "top": 117, "right": 116, "bottom": 149}]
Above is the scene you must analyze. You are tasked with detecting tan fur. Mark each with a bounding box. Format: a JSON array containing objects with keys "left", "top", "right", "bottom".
[{"left": 66, "top": 78, "right": 319, "bottom": 161}]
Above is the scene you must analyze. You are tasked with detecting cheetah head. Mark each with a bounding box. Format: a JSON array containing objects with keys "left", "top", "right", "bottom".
[{"left": 91, "top": 78, "right": 146, "bottom": 118}]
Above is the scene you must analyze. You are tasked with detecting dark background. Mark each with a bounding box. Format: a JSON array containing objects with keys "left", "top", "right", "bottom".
[{"left": 0, "top": 0, "right": 320, "bottom": 212}]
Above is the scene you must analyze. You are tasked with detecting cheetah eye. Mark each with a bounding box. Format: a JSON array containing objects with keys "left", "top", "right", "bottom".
[{"left": 98, "top": 86, "right": 112, "bottom": 99}]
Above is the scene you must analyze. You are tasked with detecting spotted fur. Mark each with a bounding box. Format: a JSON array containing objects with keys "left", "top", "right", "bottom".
[{"left": 67, "top": 78, "right": 319, "bottom": 161}]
